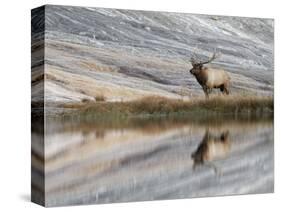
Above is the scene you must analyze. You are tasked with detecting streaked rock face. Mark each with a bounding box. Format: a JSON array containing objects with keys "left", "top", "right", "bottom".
[{"left": 31, "top": 5, "right": 274, "bottom": 104}]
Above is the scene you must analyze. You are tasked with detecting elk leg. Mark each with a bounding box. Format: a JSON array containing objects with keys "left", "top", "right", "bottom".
[
  {"left": 224, "top": 85, "right": 230, "bottom": 95},
  {"left": 220, "top": 84, "right": 229, "bottom": 95},
  {"left": 220, "top": 85, "right": 224, "bottom": 93},
  {"left": 205, "top": 162, "right": 222, "bottom": 176},
  {"left": 224, "top": 82, "right": 230, "bottom": 95},
  {"left": 225, "top": 87, "right": 230, "bottom": 95},
  {"left": 202, "top": 86, "right": 209, "bottom": 98}
]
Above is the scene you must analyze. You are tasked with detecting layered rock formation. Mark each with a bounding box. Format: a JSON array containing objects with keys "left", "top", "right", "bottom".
[{"left": 31, "top": 5, "right": 274, "bottom": 105}]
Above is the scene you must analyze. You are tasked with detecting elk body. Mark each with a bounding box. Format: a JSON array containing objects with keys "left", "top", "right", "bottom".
[
  {"left": 189, "top": 53, "right": 231, "bottom": 98},
  {"left": 191, "top": 130, "right": 231, "bottom": 172}
]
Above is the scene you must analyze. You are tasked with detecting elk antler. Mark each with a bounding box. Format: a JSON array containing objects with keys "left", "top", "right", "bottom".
[
  {"left": 190, "top": 52, "right": 220, "bottom": 66},
  {"left": 189, "top": 46, "right": 202, "bottom": 66},
  {"left": 190, "top": 56, "right": 196, "bottom": 66},
  {"left": 200, "top": 52, "right": 219, "bottom": 65}
]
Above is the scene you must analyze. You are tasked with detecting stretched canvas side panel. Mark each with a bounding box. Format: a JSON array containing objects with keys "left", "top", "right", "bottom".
[{"left": 31, "top": 5, "right": 45, "bottom": 206}]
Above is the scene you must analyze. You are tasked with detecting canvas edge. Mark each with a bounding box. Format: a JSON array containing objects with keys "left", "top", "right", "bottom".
[{"left": 31, "top": 5, "right": 46, "bottom": 207}]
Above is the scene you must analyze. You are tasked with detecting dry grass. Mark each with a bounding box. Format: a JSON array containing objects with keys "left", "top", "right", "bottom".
[
  {"left": 61, "top": 95, "right": 273, "bottom": 118},
  {"left": 81, "top": 98, "right": 92, "bottom": 103},
  {"left": 95, "top": 95, "right": 106, "bottom": 102}
]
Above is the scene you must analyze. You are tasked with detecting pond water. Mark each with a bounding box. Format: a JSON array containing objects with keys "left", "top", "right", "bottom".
[{"left": 32, "top": 115, "right": 274, "bottom": 206}]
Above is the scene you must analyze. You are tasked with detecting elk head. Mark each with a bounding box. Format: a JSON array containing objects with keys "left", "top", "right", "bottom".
[{"left": 189, "top": 52, "right": 219, "bottom": 75}]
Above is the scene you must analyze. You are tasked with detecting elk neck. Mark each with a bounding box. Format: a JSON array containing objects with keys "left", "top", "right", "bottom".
[{"left": 193, "top": 68, "right": 208, "bottom": 85}]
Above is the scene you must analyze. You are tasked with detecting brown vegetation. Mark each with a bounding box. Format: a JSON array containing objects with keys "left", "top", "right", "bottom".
[
  {"left": 95, "top": 95, "right": 106, "bottom": 102},
  {"left": 60, "top": 95, "right": 273, "bottom": 118}
]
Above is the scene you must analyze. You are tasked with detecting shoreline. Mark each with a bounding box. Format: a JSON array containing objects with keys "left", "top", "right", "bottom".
[{"left": 32, "top": 95, "right": 274, "bottom": 120}]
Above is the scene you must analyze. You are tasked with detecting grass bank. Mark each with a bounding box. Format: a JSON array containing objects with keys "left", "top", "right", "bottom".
[{"left": 59, "top": 95, "right": 273, "bottom": 119}]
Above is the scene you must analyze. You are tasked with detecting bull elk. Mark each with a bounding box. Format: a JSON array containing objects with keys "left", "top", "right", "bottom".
[
  {"left": 191, "top": 129, "right": 231, "bottom": 173},
  {"left": 189, "top": 52, "right": 231, "bottom": 98}
]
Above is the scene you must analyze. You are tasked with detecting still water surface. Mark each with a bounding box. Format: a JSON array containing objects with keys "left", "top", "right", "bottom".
[{"left": 33, "top": 116, "right": 274, "bottom": 206}]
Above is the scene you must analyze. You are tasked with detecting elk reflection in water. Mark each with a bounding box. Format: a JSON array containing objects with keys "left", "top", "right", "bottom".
[
  {"left": 32, "top": 116, "right": 273, "bottom": 206},
  {"left": 192, "top": 130, "right": 231, "bottom": 173}
]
